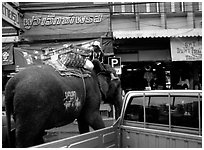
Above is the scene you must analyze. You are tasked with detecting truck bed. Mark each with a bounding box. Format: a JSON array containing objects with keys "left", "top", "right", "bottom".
[
  {"left": 33, "top": 124, "right": 119, "bottom": 148},
  {"left": 32, "top": 90, "right": 202, "bottom": 148}
]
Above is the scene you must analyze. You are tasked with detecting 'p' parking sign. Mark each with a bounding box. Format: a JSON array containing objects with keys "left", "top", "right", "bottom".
[{"left": 108, "top": 57, "right": 122, "bottom": 74}]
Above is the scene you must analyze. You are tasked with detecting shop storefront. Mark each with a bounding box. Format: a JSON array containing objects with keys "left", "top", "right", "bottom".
[
  {"left": 113, "top": 38, "right": 171, "bottom": 91},
  {"left": 113, "top": 29, "right": 202, "bottom": 91},
  {"left": 170, "top": 37, "right": 202, "bottom": 90}
]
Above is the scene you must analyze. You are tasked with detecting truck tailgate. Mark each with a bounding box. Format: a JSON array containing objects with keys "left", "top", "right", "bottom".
[{"left": 32, "top": 125, "right": 119, "bottom": 148}]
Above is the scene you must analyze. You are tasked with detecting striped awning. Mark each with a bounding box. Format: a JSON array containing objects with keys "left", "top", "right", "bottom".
[{"left": 113, "top": 28, "right": 202, "bottom": 39}]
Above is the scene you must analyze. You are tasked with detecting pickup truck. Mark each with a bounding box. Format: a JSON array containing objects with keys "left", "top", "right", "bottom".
[{"left": 32, "top": 90, "right": 201, "bottom": 148}]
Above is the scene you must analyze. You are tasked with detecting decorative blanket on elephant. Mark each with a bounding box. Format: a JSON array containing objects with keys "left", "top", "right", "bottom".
[
  {"left": 44, "top": 58, "right": 91, "bottom": 78},
  {"left": 42, "top": 45, "right": 93, "bottom": 78}
]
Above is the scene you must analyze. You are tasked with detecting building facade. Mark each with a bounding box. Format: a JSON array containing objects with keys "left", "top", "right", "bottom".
[
  {"left": 2, "top": 2, "right": 202, "bottom": 91},
  {"left": 111, "top": 2, "right": 202, "bottom": 91}
]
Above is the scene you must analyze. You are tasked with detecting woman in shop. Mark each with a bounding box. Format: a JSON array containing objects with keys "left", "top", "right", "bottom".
[{"left": 177, "top": 76, "right": 190, "bottom": 89}]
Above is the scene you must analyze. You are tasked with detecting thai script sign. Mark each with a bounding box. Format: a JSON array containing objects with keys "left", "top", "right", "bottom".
[
  {"left": 23, "top": 14, "right": 103, "bottom": 30},
  {"left": 2, "top": 2, "right": 20, "bottom": 28},
  {"left": 170, "top": 38, "right": 202, "bottom": 61},
  {"left": 21, "top": 11, "right": 110, "bottom": 38}
]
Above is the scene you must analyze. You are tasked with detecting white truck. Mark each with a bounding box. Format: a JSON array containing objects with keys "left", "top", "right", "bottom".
[{"left": 33, "top": 90, "right": 202, "bottom": 148}]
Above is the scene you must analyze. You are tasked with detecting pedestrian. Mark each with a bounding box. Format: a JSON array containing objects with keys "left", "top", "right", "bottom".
[
  {"left": 91, "top": 41, "right": 104, "bottom": 62},
  {"left": 91, "top": 41, "right": 118, "bottom": 80},
  {"left": 177, "top": 76, "right": 190, "bottom": 89}
]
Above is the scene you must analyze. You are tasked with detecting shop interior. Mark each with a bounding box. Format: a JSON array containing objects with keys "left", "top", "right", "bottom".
[{"left": 120, "top": 61, "right": 202, "bottom": 92}]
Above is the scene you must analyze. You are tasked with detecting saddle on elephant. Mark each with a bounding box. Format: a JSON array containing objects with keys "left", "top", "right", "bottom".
[{"left": 43, "top": 44, "right": 93, "bottom": 78}]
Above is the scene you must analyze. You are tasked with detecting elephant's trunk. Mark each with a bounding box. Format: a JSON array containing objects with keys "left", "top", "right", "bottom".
[
  {"left": 114, "top": 100, "right": 123, "bottom": 120},
  {"left": 114, "top": 88, "right": 123, "bottom": 120}
]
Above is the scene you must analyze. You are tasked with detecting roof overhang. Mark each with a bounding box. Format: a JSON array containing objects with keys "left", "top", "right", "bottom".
[{"left": 113, "top": 28, "right": 202, "bottom": 39}]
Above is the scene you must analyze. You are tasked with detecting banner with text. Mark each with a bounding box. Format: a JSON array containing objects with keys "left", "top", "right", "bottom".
[
  {"left": 170, "top": 37, "right": 202, "bottom": 61},
  {"left": 21, "top": 9, "right": 110, "bottom": 38}
]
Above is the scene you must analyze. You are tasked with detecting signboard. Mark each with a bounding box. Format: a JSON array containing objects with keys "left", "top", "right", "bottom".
[
  {"left": 170, "top": 37, "right": 202, "bottom": 61},
  {"left": 108, "top": 57, "right": 121, "bottom": 74},
  {"left": 2, "top": 2, "right": 20, "bottom": 28},
  {"left": 2, "top": 44, "right": 14, "bottom": 65},
  {"left": 21, "top": 8, "right": 110, "bottom": 39},
  {"left": 13, "top": 48, "right": 43, "bottom": 71}
]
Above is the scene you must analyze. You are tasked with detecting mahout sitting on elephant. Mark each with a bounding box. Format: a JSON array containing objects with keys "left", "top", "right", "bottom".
[{"left": 4, "top": 59, "right": 122, "bottom": 148}]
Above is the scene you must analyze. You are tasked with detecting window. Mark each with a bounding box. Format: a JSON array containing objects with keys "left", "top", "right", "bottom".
[
  {"left": 112, "top": 2, "right": 122, "bottom": 13},
  {"left": 136, "top": 3, "right": 160, "bottom": 13},
  {"left": 112, "top": 2, "right": 160, "bottom": 14},
  {"left": 124, "top": 93, "right": 202, "bottom": 135},
  {"left": 165, "top": 2, "right": 186, "bottom": 13},
  {"left": 125, "top": 96, "right": 170, "bottom": 127},
  {"left": 193, "top": 2, "right": 202, "bottom": 11},
  {"left": 112, "top": 2, "right": 134, "bottom": 14},
  {"left": 198, "top": 2, "right": 202, "bottom": 11},
  {"left": 124, "top": 3, "right": 134, "bottom": 13}
]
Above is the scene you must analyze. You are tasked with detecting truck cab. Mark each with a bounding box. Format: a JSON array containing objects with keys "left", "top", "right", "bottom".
[{"left": 33, "top": 90, "right": 202, "bottom": 148}]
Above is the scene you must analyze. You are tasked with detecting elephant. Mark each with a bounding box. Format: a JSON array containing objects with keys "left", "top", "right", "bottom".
[{"left": 4, "top": 60, "right": 123, "bottom": 148}]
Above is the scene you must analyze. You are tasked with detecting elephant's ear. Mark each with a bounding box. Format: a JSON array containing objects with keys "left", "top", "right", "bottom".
[{"left": 97, "top": 74, "right": 109, "bottom": 100}]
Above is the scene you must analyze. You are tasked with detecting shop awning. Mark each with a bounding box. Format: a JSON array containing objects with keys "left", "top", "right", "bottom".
[{"left": 113, "top": 28, "right": 202, "bottom": 39}]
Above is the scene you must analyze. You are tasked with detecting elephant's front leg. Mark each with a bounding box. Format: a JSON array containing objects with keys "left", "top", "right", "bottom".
[
  {"left": 77, "top": 115, "right": 90, "bottom": 134},
  {"left": 86, "top": 111, "right": 105, "bottom": 130},
  {"left": 78, "top": 111, "right": 105, "bottom": 134}
]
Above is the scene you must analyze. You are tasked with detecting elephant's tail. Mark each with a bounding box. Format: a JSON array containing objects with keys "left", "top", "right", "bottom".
[{"left": 4, "top": 78, "right": 15, "bottom": 147}]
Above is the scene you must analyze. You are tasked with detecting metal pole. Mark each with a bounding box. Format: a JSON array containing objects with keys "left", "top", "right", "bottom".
[
  {"left": 113, "top": 105, "right": 116, "bottom": 120},
  {"left": 143, "top": 93, "right": 146, "bottom": 128},
  {"left": 198, "top": 92, "right": 201, "bottom": 136},
  {"left": 168, "top": 93, "right": 171, "bottom": 132}
]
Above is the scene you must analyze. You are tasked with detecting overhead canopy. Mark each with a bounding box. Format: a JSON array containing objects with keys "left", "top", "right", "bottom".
[{"left": 113, "top": 28, "right": 202, "bottom": 39}]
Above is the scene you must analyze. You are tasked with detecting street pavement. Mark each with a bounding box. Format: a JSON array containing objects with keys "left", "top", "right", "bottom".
[{"left": 43, "top": 117, "right": 115, "bottom": 143}]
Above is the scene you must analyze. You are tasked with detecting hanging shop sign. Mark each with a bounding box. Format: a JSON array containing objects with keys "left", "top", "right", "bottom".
[
  {"left": 2, "top": 44, "right": 14, "bottom": 65},
  {"left": 2, "top": 2, "right": 20, "bottom": 28},
  {"left": 170, "top": 37, "right": 202, "bottom": 61},
  {"left": 14, "top": 48, "right": 43, "bottom": 71},
  {"left": 21, "top": 10, "right": 110, "bottom": 39}
]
